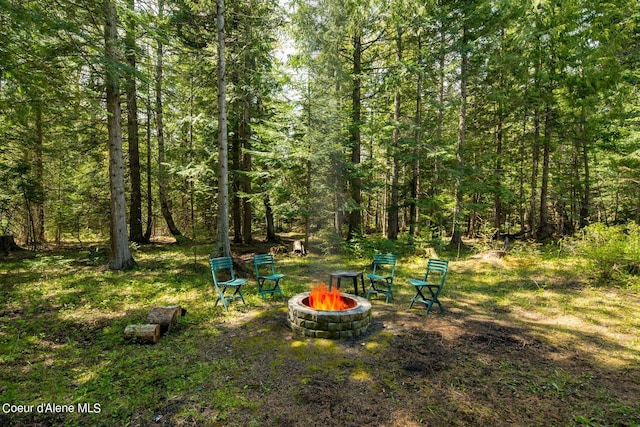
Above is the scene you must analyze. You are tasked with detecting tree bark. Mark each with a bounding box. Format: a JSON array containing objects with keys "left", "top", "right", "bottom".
[
  {"left": 539, "top": 102, "right": 552, "bottom": 228},
  {"left": 347, "top": 33, "right": 363, "bottom": 240},
  {"left": 215, "top": 0, "right": 231, "bottom": 258},
  {"left": 449, "top": 25, "right": 468, "bottom": 248},
  {"left": 125, "top": 0, "right": 146, "bottom": 244},
  {"left": 104, "top": 0, "right": 135, "bottom": 270},
  {"left": 529, "top": 104, "right": 540, "bottom": 233},
  {"left": 579, "top": 105, "right": 590, "bottom": 229},
  {"left": 144, "top": 83, "right": 153, "bottom": 241},
  {"left": 495, "top": 100, "right": 504, "bottom": 231},
  {"left": 409, "top": 32, "right": 422, "bottom": 239},
  {"left": 156, "top": 0, "right": 182, "bottom": 238},
  {"left": 263, "top": 189, "right": 277, "bottom": 243},
  {"left": 529, "top": 37, "right": 541, "bottom": 235},
  {"left": 388, "top": 28, "right": 402, "bottom": 241},
  {"left": 34, "top": 104, "right": 45, "bottom": 245},
  {"left": 240, "top": 36, "right": 253, "bottom": 246},
  {"left": 231, "top": 120, "right": 242, "bottom": 243},
  {"left": 305, "top": 77, "right": 312, "bottom": 249}
]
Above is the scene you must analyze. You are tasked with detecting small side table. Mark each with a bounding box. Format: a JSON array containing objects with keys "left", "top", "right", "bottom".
[{"left": 329, "top": 271, "right": 365, "bottom": 296}]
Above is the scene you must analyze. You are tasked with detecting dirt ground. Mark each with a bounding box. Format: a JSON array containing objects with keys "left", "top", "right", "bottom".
[
  {"left": 170, "top": 300, "right": 639, "bottom": 427},
  {"left": 167, "top": 239, "right": 639, "bottom": 427}
]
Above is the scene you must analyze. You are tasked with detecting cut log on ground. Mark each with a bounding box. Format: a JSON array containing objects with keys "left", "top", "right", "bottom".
[
  {"left": 147, "top": 305, "right": 184, "bottom": 334},
  {"left": 293, "top": 240, "right": 306, "bottom": 256},
  {"left": 123, "top": 324, "right": 160, "bottom": 343}
]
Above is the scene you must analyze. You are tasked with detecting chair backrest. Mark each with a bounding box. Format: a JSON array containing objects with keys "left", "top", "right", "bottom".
[
  {"left": 424, "top": 258, "right": 448, "bottom": 285},
  {"left": 210, "top": 257, "right": 235, "bottom": 284},
  {"left": 253, "top": 253, "right": 276, "bottom": 277},
  {"left": 372, "top": 253, "right": 396, "bottom": 276}
]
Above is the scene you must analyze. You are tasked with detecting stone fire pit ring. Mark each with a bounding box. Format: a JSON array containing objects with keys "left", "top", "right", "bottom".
[{"left": 288, "top": 292, "right": 372, "bottom": 339}]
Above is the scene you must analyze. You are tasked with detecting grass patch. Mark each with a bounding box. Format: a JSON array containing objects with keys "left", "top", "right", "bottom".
[{"left": 0, "top": 239, "right": 638, "bottom": 426}]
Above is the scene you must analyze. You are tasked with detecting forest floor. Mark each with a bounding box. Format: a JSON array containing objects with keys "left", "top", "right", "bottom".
[{"left": 0, "top": 236, "right": 639, "bottom": 426}]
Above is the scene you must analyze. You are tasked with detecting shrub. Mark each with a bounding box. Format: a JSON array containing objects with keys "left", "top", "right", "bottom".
[
  {"left": 572, "top": 222, "right": 640, "bottom": 283},
  {"left": 315, "top": 228, "right": 344, "bottom": 255}
]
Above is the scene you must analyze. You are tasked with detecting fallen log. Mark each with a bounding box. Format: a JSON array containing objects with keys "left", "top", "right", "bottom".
[
  {"left": 147, "top": 305, "right": 184, "bottom": 334},
  {"left": 123, "top": 324, "right": 160, "bottom": 344}
]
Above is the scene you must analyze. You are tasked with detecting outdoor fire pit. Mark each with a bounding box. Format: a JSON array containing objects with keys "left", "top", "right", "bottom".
[{"left": 288, "top": 285, "right": 372, "bottom": 339}]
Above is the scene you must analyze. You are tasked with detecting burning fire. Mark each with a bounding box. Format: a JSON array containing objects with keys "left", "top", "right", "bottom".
[{"left": 308, "top": 283, "right": 348, "bottom": 311}]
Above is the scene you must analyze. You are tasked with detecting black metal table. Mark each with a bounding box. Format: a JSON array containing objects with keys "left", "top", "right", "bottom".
[{"left": 328, "top": 271, "right": 366, "bottom": 296}]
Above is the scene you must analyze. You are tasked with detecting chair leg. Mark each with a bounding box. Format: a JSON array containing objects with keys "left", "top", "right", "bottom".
[
  {"left": 385, "top": 279, "right": 393, "bottom": 303},
  {"left": 233, "top": 286, "right": 246, "bottom": 305},
  {"left": 274, "top": 279, "right": 284, "bottom": 300},
  {"left": 216, "top": 286, "right": 230, "bottom": 311},
  {"left": 258, "top": 279, "right": 284, "bottom": 301}
]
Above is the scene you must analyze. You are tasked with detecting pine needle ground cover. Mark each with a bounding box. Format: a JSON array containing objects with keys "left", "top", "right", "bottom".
[{"left": 0, "top": 241, "right": 638, "bottom": 426}]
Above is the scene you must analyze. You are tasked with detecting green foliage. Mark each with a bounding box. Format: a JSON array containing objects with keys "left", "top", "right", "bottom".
[
  {"left": 315, "top": 228, "right": 344, "bottom": 255},
  {"left": 568, "top": 222, "right": 640, "bottom": 285},
  {"left": 344, "top": 233, "right": 414, "bottom": 259}
]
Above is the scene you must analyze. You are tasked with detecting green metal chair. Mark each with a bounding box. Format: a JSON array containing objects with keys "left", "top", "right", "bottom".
[
  {"left": 209, "top": 257, "right": 248, "bottom": 311},
  {"left": 408, "top": 258, "right": 449, "bottom": 314},
  {"left": 366, "top": 253, "right": 397, "bottom": 303},
  {"left": 253, "top": 254, "right": 285, "bottom": 301}
]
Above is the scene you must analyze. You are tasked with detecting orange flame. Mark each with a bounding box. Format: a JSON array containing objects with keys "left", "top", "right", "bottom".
[{"left": 308, "top": 283, "right": 348, "bottom": 311}]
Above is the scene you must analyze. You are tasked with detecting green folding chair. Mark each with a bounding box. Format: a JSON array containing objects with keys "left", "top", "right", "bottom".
[
  {"left": 366, "top": 253, "right": 397, "bottom": 303},
  {"left": 408, "top": 258, "right": 449, "bottom": 314},
  {"left": 253, "top": 254, "right": 285, "bottom": 301},
  {"left": 210, "top": 257, "right": 248, "bottom": 311}
]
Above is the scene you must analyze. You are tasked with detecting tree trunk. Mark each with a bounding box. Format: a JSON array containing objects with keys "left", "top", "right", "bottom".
[
  {"left": 409, "top": 32, "right": 422, "bottom": 240},
  {"left": 495, "top": 103, "right": 504, "bottom": 231},
  {"left": 126, "top": 0, "right": 146, "bottom": 244},
  {"left": 539, "top": 102, "right": 552, "bottom": 229},
  {"left": 104, "top": 0, "right": 135, "bottom": 270},
  {"left": 529, "top": 104, "right": 540, "bottom": 234},
  {"left": 241, "top": 109, "right": 253, "bottom": 245},
  {"left": 240, "top": 36, "right": 253, "bottom": 246},
  {"left": 579, "top": 106, "right": 590, "bottom": 229},
  {"left": 432, "top": 21, "right": 445, "bottom": 224},
  {"left": 231, "top": 120, "right": 242, "bottom": 243},
  {"left": 156, "top": 0, "right": 182, "bottom": 238},
  {"left": 263, "top": 189, "right": 277, "bottom": 243},
  {"left": 144, "top": 84, "right": 153, "bottom": 241},
  {"left": 388, "top": 28, "right": 402, "bottom": 241},
  {"left": 449, "top": 25, "right": 468, "bottom": 248},
  {"left": 529, "top": 41, "right": 542, "bottom": 235},
  {"left": 215, "top": 0, "right": 231, "bottom": 258},
  {"left": 34, "top": 104, "right": 45, "bottom": 245},
  {"left": 305, "top": 79, "right": 312, "bottom": 249},
  {"left": 347, "top": 32, "right": 362, "bottom": 241}
]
